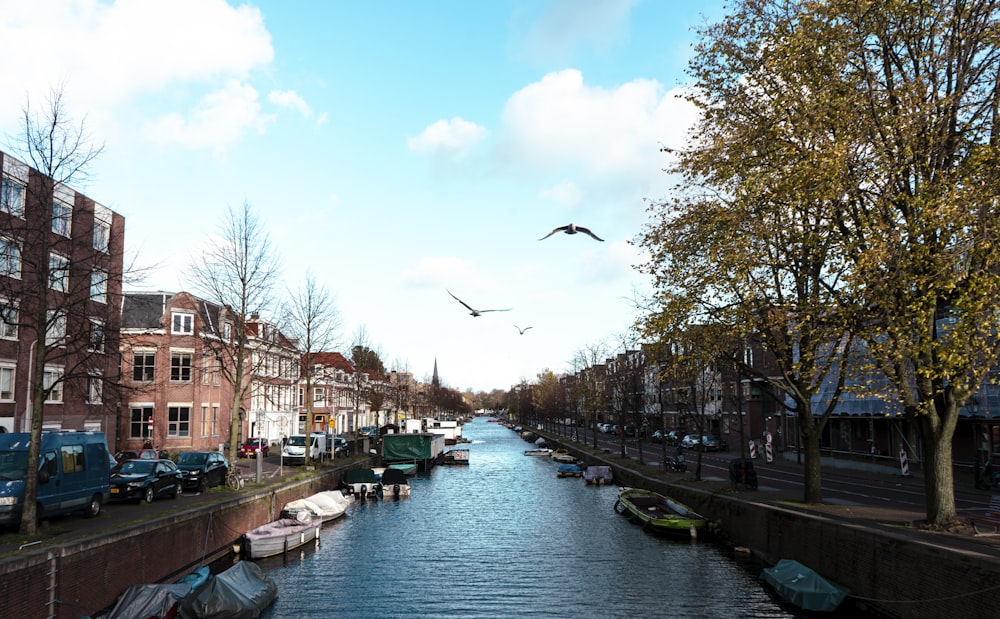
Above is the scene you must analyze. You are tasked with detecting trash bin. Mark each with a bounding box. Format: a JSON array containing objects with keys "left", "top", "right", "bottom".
[{"left": 729, "top": 457, "right": 758, "bottom": 489}]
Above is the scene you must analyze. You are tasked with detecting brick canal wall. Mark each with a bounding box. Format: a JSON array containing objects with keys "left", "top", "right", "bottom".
[
  {"left": 0, "top": 464, "right": 359, "bottom": 619},
  {"left": 602, "top": 452, "right": 1000, "bottom": 619}
]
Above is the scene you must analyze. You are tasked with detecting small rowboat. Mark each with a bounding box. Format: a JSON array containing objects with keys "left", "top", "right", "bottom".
[
  {"left": 614, "top": 487, "right": 706, "bottom": 538},
  {"left": 243, "top": 513, "right": 320, "bottom": 559},
  {"left": 760, "top": 559, "right": 847, "bottom": 612}
]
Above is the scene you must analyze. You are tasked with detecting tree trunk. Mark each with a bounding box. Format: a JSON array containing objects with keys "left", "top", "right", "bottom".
[
  {"left": 918, "top": 415, "right": 958, "bottom": 526},
  {"left": 801, "top": 420, "right": 823, "bottom": 504}
]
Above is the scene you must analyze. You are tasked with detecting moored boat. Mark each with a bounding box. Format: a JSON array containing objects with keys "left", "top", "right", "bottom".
[
  {"left": 282, "top": 490, "right": 351, "bottom": 523},
  {"left": 614, "top": 487, "right": 706, "bottom": 538},
  {"left": 556, "top": 463, "right": 583, "bottom": 478},
  {"left": 524, "top": 447, "right": 553, "bottom": 457},
  {"left": 380, "top": 467, "right": 412, "bottom": 499},
  {"left": 243, "top": 513, "right": 321, "bottom": 559},
  {"left": 583, "top": 465, "right": 614, "bottom": 485},
  {"left": 341, "top": 468, "right": 383, "bottom": 500},
  {"left": 550, "top": 449, "right": 577, "bottom": 464},
  {"left": 388, "top": 462, "right": 418, "bottom": 476},
  {"left": 177, "top": 560, "right": 278, "bottom": 619},
  {"left": 438, "top": 448, "right": 470, "bottom": 465},
  {"left": 760, "top": 559, "right": 847, "bottom": 613}
]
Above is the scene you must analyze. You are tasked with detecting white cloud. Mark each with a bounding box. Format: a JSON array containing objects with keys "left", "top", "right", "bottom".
[
  {"left": 497, "top": 69, "right": 697, "bottom": 191},
  {"left": 0, "top": 0, "right": 273, "bottom": 144},
  {"left": 268, "top": 90, "right": 312, "bottom": 118},
  {"left": 408, "top": 117, "right": 489, "bottom": 159},
  {"left": 143, "top": 80, "right": 274, "bottom": 152},
  {"left": 539, "top": 180, "right": 583, "bottom": 207}
]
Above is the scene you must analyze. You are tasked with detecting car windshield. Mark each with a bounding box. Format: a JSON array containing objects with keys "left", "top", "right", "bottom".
[
  {"left": 0, "top": 451, "right": 28, "bottom": 481},
  {"left": 118, "top": 460, "right": 155, "bottom": 474},
  {"left": 286, "top": 436, "right": 307, "bottom": 447},
  {"left": 176, "top": 452, "right": 208, "bottom": 465}
]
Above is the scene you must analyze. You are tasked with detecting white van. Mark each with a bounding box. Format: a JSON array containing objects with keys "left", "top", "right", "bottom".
[{"left": 281, "top": 433, "right": 325, "bottom": 465}]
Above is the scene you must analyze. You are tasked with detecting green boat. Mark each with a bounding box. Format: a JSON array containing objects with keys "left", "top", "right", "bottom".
[
  {"left": 760, "top": 559, "right": 847, "bottom": 613},
  {"left": 614, "top": 488, "right": 706, "bottom": 538}
]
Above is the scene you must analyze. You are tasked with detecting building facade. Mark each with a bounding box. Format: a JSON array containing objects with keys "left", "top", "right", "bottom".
[{"left": 0, "top": 151, "right": 124, "bottom": 442}]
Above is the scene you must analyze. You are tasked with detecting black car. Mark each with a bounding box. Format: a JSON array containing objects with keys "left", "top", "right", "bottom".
[
  {"left": 174, "top": 451, "right": 229, "bottom": 492},
  {"left": 109, "top": 459, "right": 183, "bottom": 503}
]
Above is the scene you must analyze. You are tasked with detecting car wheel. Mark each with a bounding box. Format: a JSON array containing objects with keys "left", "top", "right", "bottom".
[
  {"left": 198, "top": 478, "right": 208, "bottom": 493},
  {"left": 144, "top": 486, "right": 155, "bottom": 503},
  {"left": 84, "top": 494, "right": 102, "bottom": 518},
  {"left": 171, "top": 486, "right": 179, "bottom": 499}
]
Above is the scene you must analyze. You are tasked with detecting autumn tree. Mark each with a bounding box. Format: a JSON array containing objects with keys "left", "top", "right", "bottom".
[
  {"left": 186, "top": 202, "right": 281, "bottom": 473},
  {"left": 2, "top": 87, "right": 126, "bottom": 535},
  {"left": 639, "top": 0, "right": 860, "bottom": 504},
  {"left": 570, "top": 340, "right": 610, "bottom": 449},
  {"left": 285, "top": 272, "right": 341, "bottom": 465}
]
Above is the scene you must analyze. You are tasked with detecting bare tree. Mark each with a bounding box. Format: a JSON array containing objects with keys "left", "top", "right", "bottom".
[
  {"left": 186, "top": 202, "right": 281, "bottom": 472},
  {"left": 284, "top": 272, "right": 341, "bottom": 466},
  {"left": 2, "top": 86, "right": 124, "bottom": 535}
]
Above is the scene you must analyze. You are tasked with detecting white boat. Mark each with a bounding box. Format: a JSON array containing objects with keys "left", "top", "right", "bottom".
[
  {"left": 282, "top": 490, "right": 352, "bottom": 523},
  {"left": 380, "top": 467, "right": 412, "bottom": 499},
  {"left": 341, "top": 468, "right": 382, "bottom": 500},
  {"left": 388, "top": 462, "right": 418, "bottom": 476},
  {"left": 243, "top": 512, "right": 321, "bottom": 559},
  {"left": 524, "top": 448, "right": 553, "bottom": 456},
  {"left": 584, "top": 465, "right": 614, "bottom": 485},
  {"left": 550, "top": 449, "right": 577, "bottom": 463}
]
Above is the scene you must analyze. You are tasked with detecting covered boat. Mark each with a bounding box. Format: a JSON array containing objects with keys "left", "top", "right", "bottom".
[
  {"left": 614, "top": 488, "right": 706, "bottom": 538},
  {"left": 381, "top": 467, "right": 412, "bottom": 499},
  {"left": 177, "top": 561, "right": 278, "bottom": 619},
  {"left": 388, "top": 462, "right": 417, "bottom": 476},
  {"left": 760, "top": 559, "right": 847, "bottom": 613},
  {"left": 583, "top": 465, "right": 613, "bottom": 485},
  {"left": 243, "top": 512, "right": 320, "bottom": 559},
  {"left": 524, "top": 447, "right": 553, "bottom": 456},
  {"left": 282, "top": 490, "right": 351, "bottom": 523},
  {"left": 550, "top": 449, "right": 577, "bottom": 464},
  {"left": 340, "top": 468, "right": 382, "bottom": 500},
  {"left": 556, "top": 463, "right": 583, "bottom": 478}
]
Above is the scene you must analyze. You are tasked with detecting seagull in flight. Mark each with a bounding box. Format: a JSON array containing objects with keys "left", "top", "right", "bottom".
[
  {"left": 515, "top": 325, "right": 533, "bottom": 335},
  {"left": 447, "top": 290, "right": 511, "bottom": 317},
  {"left": 539, "top": 223, "right": 604, "bottom": 241}
]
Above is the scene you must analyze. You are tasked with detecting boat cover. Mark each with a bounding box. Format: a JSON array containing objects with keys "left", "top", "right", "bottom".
[
  {"left": 177, "top": 561, "right": 278, "bottom": 619},
  {"left": 583, "top": 466, "right": 613, "bottom": 483},
  {"left": 380, "top": 467, "right": 409, "bottom": 486},
  {"left": 93, "top": 582, "right": 192, "bottom": 618},
  {"left": 343, "top": 468, "right": 379, "bottom": 484},
  {"left": 761, "top": 559, "right": 847, "bottom": 612}
]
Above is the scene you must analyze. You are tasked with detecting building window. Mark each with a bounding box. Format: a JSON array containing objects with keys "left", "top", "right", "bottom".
[
  {"left": 168, "top": 406, "right": 190, "bottom": 437},
  {"left": 45, "top": 311, "right": 66, "bottom": 346},
  {"left": 211, "top": 405, "right": 218, "bottom": 435},
  {"left": 43, "top": 368, "right": 63, "bottom": 403},
  {"left": 223, "top": 321, "right": 232, "bottom": 341},
  {"left": 172, "top": 312, "right": 193, "bottom": 334},
  {"left": 130, "top": 406, "right": 153, "bottom": 439},
  {"left": 0, "top": 236, "right": 21, "bottom": 278},
  {"left": 88, "top": 319, "right": 105, "bottom": 353},
  {"left": 313, "top": 387, "right": 325, "bottom": 404},
  {"left": 52, "top": 200, "right": 72, "bottom": 236},
  {"left": 0, "top": 365, "right": 14, "bottom": 401},
  {"left": 170, "top": 351, "right": 192, "bottom": 382},
  {"left": 201, "top": 405, "right": 208, "bottom": 436},
  {"left": 132, "top": 350, "right": 155, "bottom": 382},
  {"left": 0, "top": 300, "right": 17, "bottom": 339},
  {"left": 87, "top": 374, "right": 102, "bottom": 404},
  {"left": 93, "top": 211, "right": 111, "bottom": 252},
  {"left": 1, "top": 177, "right": 24, "bottom": 217},
  {"left": 90, "top": 269, "right": 107, "bottom": 303},
  {"left": 49, "top": 253, "right": 69, "bottom": 291}
]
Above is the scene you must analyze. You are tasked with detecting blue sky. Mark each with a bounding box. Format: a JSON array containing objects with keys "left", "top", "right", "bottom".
[{"left": 0, "top": 0, "right": 726, "bottom": 392}]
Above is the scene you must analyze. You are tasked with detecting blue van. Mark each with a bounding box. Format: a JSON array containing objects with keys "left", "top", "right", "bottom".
[{"left": 0, "top": 430, "right": 112, "bottom": 527}]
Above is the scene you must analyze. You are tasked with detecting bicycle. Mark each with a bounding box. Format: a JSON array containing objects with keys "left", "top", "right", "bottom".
[{"left": 226, "top": 465, "right": 245, "bottom": 490}]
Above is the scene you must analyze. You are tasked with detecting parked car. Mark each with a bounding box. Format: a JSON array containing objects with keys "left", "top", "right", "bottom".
[
  {"left": 700, "top": 435, "right": 728, "bottom": 452},
  {"left": 332, "top": 437, "right": 350, "bottom": 457},
  {"left": 109, "top": 459, "right": 183, "bottom": 503},
  {"left": 651, "top": 430, "right": 664, "bottom": 443},
  {"left": 680, "top": 434, "right": 701, "bottom": 449},
  {"left": 174, "top": 451, "right": 229, "bottom": 493},
  {"left": 113, "top": 448, "right": 161, "bottom": 464},
  {"left": 239, "top": 438, "right": 270, "bottom": 459},
  {"left": 665, "top": 430, "right": 683, "bottom": 446}
]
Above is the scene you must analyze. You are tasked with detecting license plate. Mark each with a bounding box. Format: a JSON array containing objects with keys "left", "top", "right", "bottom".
[{"left": 110, "top": 487, "right": 120, "bottom": 494}]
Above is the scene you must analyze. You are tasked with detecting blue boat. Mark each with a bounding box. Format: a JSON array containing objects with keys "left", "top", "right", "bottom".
[
  {"left": 760, "top": 559, "right": 847, "bottom": 612},
  {"left": 556, "top": 463, "right": 582, "bottom": 478}
]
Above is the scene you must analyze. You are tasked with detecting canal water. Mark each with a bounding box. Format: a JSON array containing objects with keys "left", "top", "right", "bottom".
[{"left": 256, "top": 417, "right": 805, "bottom": 619}]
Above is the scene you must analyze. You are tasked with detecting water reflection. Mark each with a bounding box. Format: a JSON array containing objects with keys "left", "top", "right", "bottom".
[{"left": 258, "top": 418, "right": 800, "bottom": 619}]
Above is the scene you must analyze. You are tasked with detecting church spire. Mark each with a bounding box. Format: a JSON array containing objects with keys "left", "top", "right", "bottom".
[{"left": 432, "top": 357, "right": 440, "bottom": 388}]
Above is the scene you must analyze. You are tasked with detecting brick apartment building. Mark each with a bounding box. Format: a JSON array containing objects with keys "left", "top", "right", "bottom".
[{"left": 0, "top": 150, "right": 124, "bottom": 441}]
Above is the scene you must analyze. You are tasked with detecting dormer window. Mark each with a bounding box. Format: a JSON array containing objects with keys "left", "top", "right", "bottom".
[{"left": 172, "top": 312, "right": 193, "bottom": 334}]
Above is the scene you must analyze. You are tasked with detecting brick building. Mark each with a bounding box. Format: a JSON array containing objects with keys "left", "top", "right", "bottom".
[{"left": 0, "top": 151, "right": 124, "bottom": 441}]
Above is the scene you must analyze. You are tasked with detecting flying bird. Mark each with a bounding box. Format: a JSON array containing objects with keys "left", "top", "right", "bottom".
[
  {"left": 539, "top": 223, "right": 604, "bottom": 241},
  {"left": 447, "top": 289, "right": 511, "bottom": 317},
  {"left": 515, "top": 325, "right": 533, "bottom": 335}
]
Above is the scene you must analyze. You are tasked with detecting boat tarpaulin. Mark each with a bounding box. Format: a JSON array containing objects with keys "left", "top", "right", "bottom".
[
  {"left": 177, "top": 561, "right": 277, "bottom": 619},
  {"left": 760, "top": 559, "right": 847, "bottom": 612}
]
